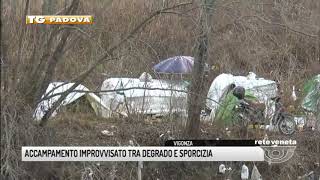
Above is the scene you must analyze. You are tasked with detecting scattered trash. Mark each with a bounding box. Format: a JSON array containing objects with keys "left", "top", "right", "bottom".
[
  {"left": 263, "top": 134, "right": 268, "bottom": 140},
  {"left": 291, "top": 85, "right": 297, "bottom": 101},
  {"left": 251, "top": 164, "right": 262, "bottom": 180},
  {"left": 298, "top": 171, "right": 315, "bottom": 180},
  {"left": 200, "top": 128, "right": 207, "bottom": 133},
  {"left": 129, "top": 140, "right": 135, "bottom": 146},
  {"left": 294, "top": 116, "right": 306, "bottom": 131},
  {"left": 225, "top": 128, "right": 231, "bottom": 136},
  {"left": 306, "top": 114, "right": 317, "bottom": 131},
  {"left": 241, "top": 164, "right": 249, "bottom": 180},
  {"left": 139, "top": 72, "right": 153, "bottom": 82},
  {"left": 101, "top": 130, "right": 114, "bottom": 136},
  {"left": 218, "top": 164, "right": 226, "bottom": 174},
  {"left": 81, "top": 167, "right": 93, "bottom": 180}
]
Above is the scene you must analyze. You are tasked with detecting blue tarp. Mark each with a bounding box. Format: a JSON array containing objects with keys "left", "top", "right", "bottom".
[{"left": 153, "top": 56, "right": 194, "bottom": 74}]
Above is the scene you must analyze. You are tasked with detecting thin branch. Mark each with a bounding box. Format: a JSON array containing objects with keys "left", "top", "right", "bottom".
[
  {"left": 61, "top": 25, "right": 105, "bottom": 51},
  {"left": 13, "top": 0, "right": 30, "bottom": 89},
  {"left": 239, "top": 15, "right": 318, "bottom": 38}
]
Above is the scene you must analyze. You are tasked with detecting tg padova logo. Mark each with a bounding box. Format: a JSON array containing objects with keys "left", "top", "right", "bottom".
[{"left": 26, "top": 15, "right": 93, "bottom": 25}]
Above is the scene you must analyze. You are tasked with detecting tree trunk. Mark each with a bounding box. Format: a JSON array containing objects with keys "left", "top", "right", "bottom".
[
  {"left": 185, "top": 0, "right": 215, "bottom": 138},
  {"left": 0, "top": 13, "right": 9, "bottom": 92},
  {"left": 317, "top": 30, "right": 320, "bottom": 64},
  {"left": 30, "top": 0, "right": 79, "bottom": 107}
]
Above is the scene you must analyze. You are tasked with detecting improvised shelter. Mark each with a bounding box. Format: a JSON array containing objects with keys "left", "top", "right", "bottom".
[
  {"left": 100, "top": 72, "right": 188, "bottom": 116},
  {"left": 301, "top": 74, "right": 320, "bottom": 113},
  {"left": 214, "top": 90, "right": 259, "bottom": 126},
  {"left": 34, "top": 82, "right": 117, "bottom": 121},
  {"left": 206, "top": 72, "right": 278, "bottom": 122}
]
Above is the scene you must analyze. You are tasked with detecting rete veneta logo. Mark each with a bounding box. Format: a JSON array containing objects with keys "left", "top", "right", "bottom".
[{"left": 26, "top": 15, "right": 93, "bottom": 25}]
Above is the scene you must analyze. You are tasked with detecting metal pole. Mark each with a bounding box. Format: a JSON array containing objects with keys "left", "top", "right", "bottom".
[{"left": 137, "top": 161, "right": 143, "bottom": 180}]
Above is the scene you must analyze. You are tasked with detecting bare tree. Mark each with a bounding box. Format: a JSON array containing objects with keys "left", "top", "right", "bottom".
[
  {"left": 318, "top": 30, "right": 320, "bottom": 63},
  {"left": 185, "top": 0, "right": 215, "bottom": 138},
  {"left": 14, "top": 0, "right": 80, "bottom": 108}
]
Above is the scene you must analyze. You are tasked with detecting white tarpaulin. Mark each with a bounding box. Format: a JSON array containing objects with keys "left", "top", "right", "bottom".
[
  {"left": 207, "top": 72, "right": 278, "bottom": 121},
  {"left": 100, "top": 74, "right": 188, "bottom": 116},
  {"left": 34, "top": 82, "right": 114, "bottom": 120}
]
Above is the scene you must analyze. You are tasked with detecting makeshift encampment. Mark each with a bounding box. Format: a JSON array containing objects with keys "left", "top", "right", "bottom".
[
  {"left": 34, "top": 82, "right": 117, "bottom": 121},
  {"left": 302, "top": 74, "right": 320, "bottom": 113},
  {"left": 207, "top": 72, "right": 278, "bottom": 122},
  {"left": 100, "top": 73, "right": 188, "bottom": 116},
  {"left": 153, "top": 56, "right": 209, "bottom": 74}
]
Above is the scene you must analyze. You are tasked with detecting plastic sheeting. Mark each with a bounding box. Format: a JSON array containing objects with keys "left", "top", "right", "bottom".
[
  {"left": 139, "top": 72, "right": 153, "bottom": 82},
  {"left": 241, "top": 164, "right": 249, "bottom": 180},
  {"left": 251, "top": 165, "right": 262, "bottom": 180},
  {"left": 100, "top": 77, "right": 188, "bottom": 116},
  {"left": 34, "top": 82, "right": 113, "bottom": 120},
  {"left": 215, "top": 91, "right": 258, "bottom": 126},
  {"left": 302, "top": 74, "right": 320, "bottom": 113},
  {"left": 207, "top": 72, "right": 278, "bottom": 121}
]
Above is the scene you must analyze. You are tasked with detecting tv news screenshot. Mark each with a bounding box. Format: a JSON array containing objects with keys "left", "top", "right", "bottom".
[{"left": 1, "top": 0, "right": 320, "bottom": 179}]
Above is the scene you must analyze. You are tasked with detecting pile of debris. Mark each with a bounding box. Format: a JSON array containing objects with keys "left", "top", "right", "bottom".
[
  {"left": 206, "top": 72, "right": 277, "bottom": 125},
  {"left": 33, "top": 54, "right": 319, "bottom": 132}
]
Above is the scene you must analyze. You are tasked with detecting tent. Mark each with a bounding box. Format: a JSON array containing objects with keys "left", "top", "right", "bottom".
[
  {"left": 301, "top": 74, "right": 320, "bottom": 113},
  {"left": 207, "top": 72, "right": 278, "bottom": 122},
  {"left": 34, "top": 82, "right": 118, "bottom": 121},
  {"left": 100, "top": 73, "right": 188, "bottom": 116}
]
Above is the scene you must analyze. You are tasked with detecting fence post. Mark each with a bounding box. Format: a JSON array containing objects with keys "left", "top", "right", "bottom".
[{"left": 137, "top": 161, "right": 143, "bottom": 180}]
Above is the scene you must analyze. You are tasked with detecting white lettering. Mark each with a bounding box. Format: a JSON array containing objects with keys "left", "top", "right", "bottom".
[{"left": 27, "top": 16, "right": 36, "bottom": 23}]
